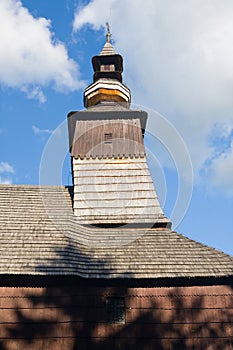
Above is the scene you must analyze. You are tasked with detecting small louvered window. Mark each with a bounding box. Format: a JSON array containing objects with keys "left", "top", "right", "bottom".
[
  {"left": 104, "top": 133, "right": 113, "bottom": 144},
  {"left": 100, "top": 64, "right": 115, "bottom": 72},
  {"left": 106, "top": 297, "right": 125, "bottom": 324}
]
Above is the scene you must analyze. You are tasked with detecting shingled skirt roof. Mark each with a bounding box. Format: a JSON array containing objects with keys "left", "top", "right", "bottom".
[{"left": 0, "top": 185, "right": 232, "bottom": 279}]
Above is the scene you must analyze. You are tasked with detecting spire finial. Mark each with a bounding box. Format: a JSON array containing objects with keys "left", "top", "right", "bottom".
[{"left": 105, "top": 22, "right": 111, "bottom": 43}]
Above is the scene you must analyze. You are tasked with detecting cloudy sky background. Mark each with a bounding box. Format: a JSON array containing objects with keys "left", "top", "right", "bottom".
[{"left": 0, "top": 0, "right": 232, "bottom": 254}]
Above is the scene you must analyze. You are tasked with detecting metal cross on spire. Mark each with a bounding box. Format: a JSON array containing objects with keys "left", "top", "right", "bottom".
[{"left": 106, "top": 22, "right": 111, "bottom": 43}]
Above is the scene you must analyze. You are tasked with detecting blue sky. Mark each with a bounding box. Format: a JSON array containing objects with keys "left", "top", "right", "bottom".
[{"left": 0, "top": 0, "right": 232, "bottom": 255}]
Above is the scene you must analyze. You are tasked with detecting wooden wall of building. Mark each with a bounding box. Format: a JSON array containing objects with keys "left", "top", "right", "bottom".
[{"left": 0, "top": 284, "right": 232, "bottom": 350}]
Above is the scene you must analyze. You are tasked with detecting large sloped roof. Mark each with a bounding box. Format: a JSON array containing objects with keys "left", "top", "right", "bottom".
[{"left": 0, "top": 184, "right": 232, "bottom": 279}]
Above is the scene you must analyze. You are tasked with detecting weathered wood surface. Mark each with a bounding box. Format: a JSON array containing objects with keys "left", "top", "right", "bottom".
[
  {"left": 0, "top": 184, "right": 233, "bottom": 278},
  {"left": 71, "top": 118, "right": 145, "bottom": 158},
  {"left": 0, "top": 285, "right": 232, "bottom": 350},
  {"left": 73, "top": 157, "right": 166, "bottom": 224},
  {"left": 67, "top": 105, "right": 148, "bottom": 151}
]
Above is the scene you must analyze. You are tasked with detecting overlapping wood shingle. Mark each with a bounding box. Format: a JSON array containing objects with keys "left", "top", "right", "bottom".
[{"left": 0, "top": 184, "right": 232, "bottom": 279}]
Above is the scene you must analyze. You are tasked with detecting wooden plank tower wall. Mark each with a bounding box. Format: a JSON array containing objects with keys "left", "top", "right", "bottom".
[{"left": 68, "top": 29, "right": 170, "bottom": 227}]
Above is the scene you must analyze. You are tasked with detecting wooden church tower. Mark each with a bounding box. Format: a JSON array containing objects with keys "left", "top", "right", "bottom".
[
  {"left": 0, "top": 27, "right": 232, "bottom": 350},
  {"left": 68, "top": 27, "right": 169, "bottom": 228}
]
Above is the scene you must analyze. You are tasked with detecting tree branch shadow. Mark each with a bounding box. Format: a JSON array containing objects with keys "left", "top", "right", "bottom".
[{"left": 0, "top": 237, "right": 233, "bottom": 350}]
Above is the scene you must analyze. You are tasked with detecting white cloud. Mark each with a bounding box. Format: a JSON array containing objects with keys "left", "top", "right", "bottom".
[
  {"left": 0, "top": 0, "right": 84, "bottom": 100},
  {"left": 21, "top": 86, "right": 46, "bottom": 103},
  {"left": 73, "top": 0, "right": 116, "bottom": 31},
  {"left": 32, "top": 125, "right": 62, "bottom": 140},
  {"left": 209, "top": 141, "right": 233, "bottom": 196},
  {"left": 206, "top": 125, "right": 233, "bottom": 196},
  {"left": 0, "top": 176, "right": 12, "bottom": 185},
  {"left": 0, "top": 161, "right": 14, "bottom": 184},
  {"left": 32, "top": 125, "right": 53, "bottom": 135},
  {"left": 0, "top": 162, "right": 15, "bottom": 174},
  {"left": 73, "top": 0, "right": 233, "bottom": 195}
]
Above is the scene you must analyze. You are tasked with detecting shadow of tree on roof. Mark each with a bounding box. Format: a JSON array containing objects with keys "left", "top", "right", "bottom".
[{"left": 0, "top": 238, "right": 233, "bottom": 350}]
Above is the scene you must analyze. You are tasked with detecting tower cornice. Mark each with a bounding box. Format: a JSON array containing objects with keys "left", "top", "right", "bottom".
[{"left": 84, "top": 78, "right": 131, "bottom": 108}]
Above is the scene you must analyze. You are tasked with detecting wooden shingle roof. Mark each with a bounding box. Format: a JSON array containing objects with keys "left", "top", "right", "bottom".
[
  {"left": 0, "top": 184, "right": 232, "bottom": 279},
  {"left": 99, "top": 41, "right": 116, "bottom": 56}
]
